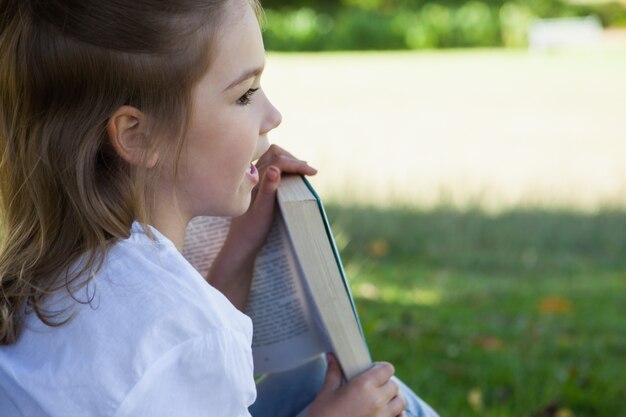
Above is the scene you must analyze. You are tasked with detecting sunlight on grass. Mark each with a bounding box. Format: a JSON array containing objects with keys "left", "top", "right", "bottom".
[
  {"left": 352, "top": 282, "right": 442, "bottom": 306},
  {"left": 330, "top": 205, "right": 626, "bottom": 417}
]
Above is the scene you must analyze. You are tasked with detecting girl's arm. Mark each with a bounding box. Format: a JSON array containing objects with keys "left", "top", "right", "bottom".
[{"left": 207, "top": 145, "right": 316, "bottom": 310}]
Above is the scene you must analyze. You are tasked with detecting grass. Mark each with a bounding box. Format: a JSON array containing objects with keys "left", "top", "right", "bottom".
[
  {"left": 261, "top": 48, "right": 626, "bottom": 415},
  {"left": 325, "top": 204, "right": 626, "bottom": 417}
]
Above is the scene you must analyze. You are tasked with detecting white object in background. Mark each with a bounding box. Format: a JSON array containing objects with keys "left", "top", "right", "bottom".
[{"left": 528, "top": 16, "right": 603, "bottom": 51}]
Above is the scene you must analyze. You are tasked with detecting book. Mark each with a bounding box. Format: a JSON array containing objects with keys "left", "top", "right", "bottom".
[{"left": 182, "top": 175, "right": 372, "bottom": 380}]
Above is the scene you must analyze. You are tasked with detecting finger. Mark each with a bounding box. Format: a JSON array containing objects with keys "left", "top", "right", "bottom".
[
  {"left": 360, "top": 362, "right": 395, "bottom": 387},
  {"left": 320, "top": 353, "right": 343, "bottom": 393},
  {"left": 255, "top": 145, "right": 317, "bottom": 174},
  {"left": 386, "top": 394, "right": 407, "bottom": 417},
  {"left": 257, "top": 155, "right": 317, "bottom": 176},
  {"left": 254, "top": 146, "right": 293, "bottom": 169},
  {"left": 248, "top": 166, "right": 281, "bottom": 219},
  {"left": 380, "top": 378, "right": 401, "bottom": 402}
]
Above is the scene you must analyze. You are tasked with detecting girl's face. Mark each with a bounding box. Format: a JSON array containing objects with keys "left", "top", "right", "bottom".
[{"left": 162, "top": 0, "right": 281, "bottom": 219}]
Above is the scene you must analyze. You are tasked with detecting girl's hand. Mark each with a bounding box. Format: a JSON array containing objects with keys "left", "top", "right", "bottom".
[
  {"left": 307, "top": 355, "right": 407, "bottom": 417},
  {"left": 207, "top": 145, "right": 316, "bottom": 310},
  {"left": 229, "top": 144, "right": 317, "bottom": 257}
]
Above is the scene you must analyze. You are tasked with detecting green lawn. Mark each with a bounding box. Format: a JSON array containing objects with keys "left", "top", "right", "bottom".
[
  {"left": 326, "top": 204, "right": 626, "bottom": 417},
  {"left": 265, "top": 48, "right": 626, "bottom": 415}
]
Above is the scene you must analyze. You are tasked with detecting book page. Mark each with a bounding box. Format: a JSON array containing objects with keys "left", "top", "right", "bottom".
[
  {"left": 184, "top": 216, "right": 231, "bottom": 276},
  {"left": 183, "top": 215, "right": 326, "bottom": 375},
  {"left": 247, "top": 214, "right": 326, "bottom": 374}
]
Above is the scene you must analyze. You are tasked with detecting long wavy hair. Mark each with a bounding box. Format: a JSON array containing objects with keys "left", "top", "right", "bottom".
[{"left": 0, "top": 0, "right": 260, "bottom": 344}]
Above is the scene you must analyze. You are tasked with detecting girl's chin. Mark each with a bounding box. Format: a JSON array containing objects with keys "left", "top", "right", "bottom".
[
  {"left": 227, "top": 194, "right": 253, "bottom": 217},
  {"left": 193, "top": 187, "right": 253, "bottom": 218}
]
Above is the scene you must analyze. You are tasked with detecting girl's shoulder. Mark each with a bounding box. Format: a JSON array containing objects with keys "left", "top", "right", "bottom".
[
  {"left": 98, "top": 221, "right": 252, "bottom": 337},
  {"left": 0, "top": 222, "right": 254, "bottom": 416},
  {"left": 12, "top": 220, "right": 252, "bottom": 356}
]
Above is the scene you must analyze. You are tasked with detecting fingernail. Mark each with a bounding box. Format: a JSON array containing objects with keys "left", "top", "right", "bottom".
[{"left": 267, "top": 166, "right": 280, "bottom": 181}]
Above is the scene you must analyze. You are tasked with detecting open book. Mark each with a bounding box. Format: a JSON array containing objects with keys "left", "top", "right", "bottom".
[{"left": 183, "top": 175, "right": 371, "bottom": 380}]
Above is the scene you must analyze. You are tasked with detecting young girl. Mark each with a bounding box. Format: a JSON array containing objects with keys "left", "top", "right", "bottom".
[{"left": 0, "top": 0, "right": 438, "bottom": 416}]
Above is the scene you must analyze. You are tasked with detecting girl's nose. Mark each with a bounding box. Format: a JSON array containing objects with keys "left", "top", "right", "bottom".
[{"left": 261, "top": 98, "right": 282, "bottom": 135}]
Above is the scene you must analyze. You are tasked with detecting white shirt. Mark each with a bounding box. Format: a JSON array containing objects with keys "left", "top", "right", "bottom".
[{"left": 0, "top": 223, "right": 256, "bottom": 417}]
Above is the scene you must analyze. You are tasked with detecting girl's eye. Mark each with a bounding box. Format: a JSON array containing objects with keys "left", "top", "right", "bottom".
[{"left": 237, "top": 88, "right": 259, "bottom": 106}]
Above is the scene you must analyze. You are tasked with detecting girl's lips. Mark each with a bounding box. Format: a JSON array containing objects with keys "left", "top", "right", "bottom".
[{"left": 245, "top": 163, "right": 259, "bottom": 184}]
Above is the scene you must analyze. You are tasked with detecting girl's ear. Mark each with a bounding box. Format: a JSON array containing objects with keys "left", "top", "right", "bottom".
[{"left": 106, "top": 105, "right": 158, "bottom": 168}]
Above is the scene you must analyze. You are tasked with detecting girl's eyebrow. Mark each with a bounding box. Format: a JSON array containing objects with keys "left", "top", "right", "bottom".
[{"left": 225, "top": 66, "right": 264, "bottom": 91}]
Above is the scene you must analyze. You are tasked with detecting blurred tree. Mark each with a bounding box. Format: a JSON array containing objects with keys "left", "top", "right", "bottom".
[
  {"left": 260, "top": 0, "right": 626, "bottom": 51},
  {"left": 261, "top": 0, "right": 568, "bottom": 11}
]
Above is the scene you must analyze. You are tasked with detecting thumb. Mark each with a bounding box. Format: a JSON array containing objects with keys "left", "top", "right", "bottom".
[
  {"left": 320, "top": 353, "right": 343, "bottom": 393},
  {"left": 249, "top": 166, "right": 280, "bottom": 216}
]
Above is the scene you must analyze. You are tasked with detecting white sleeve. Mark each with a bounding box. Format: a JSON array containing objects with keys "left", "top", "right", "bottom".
[{"left": 113, "top": 330, "right": 256, "bottom": 417}]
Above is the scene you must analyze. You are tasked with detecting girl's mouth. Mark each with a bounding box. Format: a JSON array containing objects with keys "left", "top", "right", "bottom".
[{"left": 245, "top": 163, "right": 259, "bottom": 184}]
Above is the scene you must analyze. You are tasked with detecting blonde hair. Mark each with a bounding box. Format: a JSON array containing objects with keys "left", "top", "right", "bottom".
[{"left": 0, "top": 0, "right": 260, "bottom": 344}]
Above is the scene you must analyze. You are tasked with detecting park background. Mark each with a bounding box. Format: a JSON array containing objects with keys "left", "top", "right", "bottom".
[{"left": 259, "top": 0, "right": 626, "bottom": 416}]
